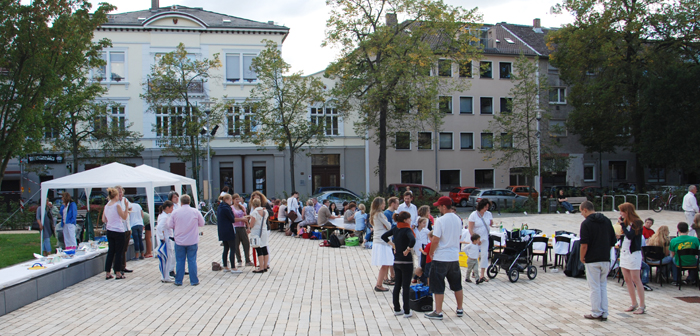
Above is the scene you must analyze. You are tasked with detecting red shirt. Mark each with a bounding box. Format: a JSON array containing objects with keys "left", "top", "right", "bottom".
[
  {"left": 643, "top": 226, "right": 655, "bottom": 239},
  {"left": 424, "top": 242, "right": 433, "bottom": 263}
]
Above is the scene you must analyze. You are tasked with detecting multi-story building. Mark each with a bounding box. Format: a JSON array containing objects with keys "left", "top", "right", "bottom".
[{"left": 9, "top": 2, "right": 367, "bottom": 202}]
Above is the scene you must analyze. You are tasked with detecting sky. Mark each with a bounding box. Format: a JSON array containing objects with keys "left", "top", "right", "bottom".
[{"left": 57, "top": 0, "right": 576, "bottom": 75}]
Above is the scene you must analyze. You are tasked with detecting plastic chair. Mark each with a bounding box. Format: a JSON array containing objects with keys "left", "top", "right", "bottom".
[
  {"left": 554, "top": 236, "right": 572, "bottom": 268},
  {"left": 531, "top": 236, "right": 550, "bottom": 272},
  {"left": 641, "top": 246, "right": 668, "bottom": 286},
  {"left": 676, "top": 249, "right": 700, "bottom": 290},
  {"left": 489, "top": 234, "right": 504, "bottom": 259}
]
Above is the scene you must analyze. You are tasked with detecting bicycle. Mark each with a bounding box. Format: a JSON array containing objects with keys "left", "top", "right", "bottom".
[
  {"left": 650, "top": 187, "right": 675, "bottom": 213},
  {"left": 200, "top": 204, "right": 218, "bottom": 225}
]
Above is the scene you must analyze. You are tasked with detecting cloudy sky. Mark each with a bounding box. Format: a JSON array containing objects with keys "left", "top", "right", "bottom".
[{"left": 82, "top": 0, "right": 575, "bottom": 75}]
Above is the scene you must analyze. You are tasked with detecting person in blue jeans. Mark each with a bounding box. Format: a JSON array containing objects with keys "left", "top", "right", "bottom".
[
  {"left": 165, "top": 195, "right": 205, "bottom": 286},
  {"left": 557, "top": 190, "right": 575, "bottom": 213}
]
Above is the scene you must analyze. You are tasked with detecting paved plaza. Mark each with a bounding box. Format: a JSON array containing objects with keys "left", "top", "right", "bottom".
[{"left": 1, "top": 210, "right": 699, "bottom": 335}]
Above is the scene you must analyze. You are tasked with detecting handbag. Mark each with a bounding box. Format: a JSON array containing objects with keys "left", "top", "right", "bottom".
[
  {"left": 249, "top": 209, "right": 267, "bottom": 248},
  {"left": 212, "top": 262, "right": 222, "bottom": 271},
  {"left": 287, "top": 210, "right": 298, "bottom": 222}
]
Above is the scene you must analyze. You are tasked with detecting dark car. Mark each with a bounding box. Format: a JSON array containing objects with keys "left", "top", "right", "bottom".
[{"left": 449, "top": 186, "right": 477, "bottom": 207}]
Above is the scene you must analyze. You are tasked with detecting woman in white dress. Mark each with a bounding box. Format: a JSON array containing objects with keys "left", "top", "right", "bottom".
[
  {"left": 249, "top": 198, "right": 270, "bottom": 273},
  {"left": 618, "top": 202, "right": 645, "bottom": 314},
  {"left": 370, "top": 197, "right": 393, "bottom": 292},
  {"left": 467, "top": 198, "right": 494, "bottom": 284},
  {"left": 156, "top": 200, "right": 176, "bottom": 282}
]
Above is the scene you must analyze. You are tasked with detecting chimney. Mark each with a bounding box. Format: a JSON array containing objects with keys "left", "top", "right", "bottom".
[
  {"left": 151, "top": 0, "right": 159, "bottom": 11},
  {"left": 386, "top": 13, "right": 397, "bottom": 26},
  {"left": 533, "top": 18, "right": 541, "bottom": 28}
]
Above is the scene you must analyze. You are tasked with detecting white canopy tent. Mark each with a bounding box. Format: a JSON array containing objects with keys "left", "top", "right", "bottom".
[
  {"left": 39, "top": 162, "right": 192, "bottom": 248},
  {"left": 133, "top": 164, "right": 199, "bottom": 205}
]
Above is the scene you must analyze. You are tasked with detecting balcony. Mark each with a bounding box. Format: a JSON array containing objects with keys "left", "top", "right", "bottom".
[{"left": 147, "top": 79, "right": 204, "bottom": 94}]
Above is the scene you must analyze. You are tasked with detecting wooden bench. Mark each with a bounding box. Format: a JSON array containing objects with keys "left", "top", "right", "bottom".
[{"left": 567, "top": 197, "right": 588, "bottom": 207}]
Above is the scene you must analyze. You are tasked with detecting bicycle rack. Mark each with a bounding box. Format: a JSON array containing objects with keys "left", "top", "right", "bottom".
[
  {"left": 637, "top": 194, "right": 650, "bottom": 210},
  {"left": 602, "top": 195, "right": 614, "bottom": 211},
  {"left": 626, "top": 194, "right": 638, "bottom": 209}
]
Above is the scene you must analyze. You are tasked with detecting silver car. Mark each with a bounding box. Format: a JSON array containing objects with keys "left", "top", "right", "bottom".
[
  {"left": 468, "top": 189, "right": 527, "bottom": 211},
  {"left": 310, "top": 190, "right": 363, "bottom": 209}
]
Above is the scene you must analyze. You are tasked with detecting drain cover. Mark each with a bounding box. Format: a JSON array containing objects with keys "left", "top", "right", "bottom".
[{"left": 676, "top": 296, "right": 700, "bottom": 303}]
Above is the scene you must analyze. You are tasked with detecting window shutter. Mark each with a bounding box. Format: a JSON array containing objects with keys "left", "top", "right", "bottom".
[{"left": 226, "top": 55, "right": 240, "bottom": 81}]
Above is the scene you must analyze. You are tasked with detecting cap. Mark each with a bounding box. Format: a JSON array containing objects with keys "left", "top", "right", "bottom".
[{"left": 433, "top": 196, "right": 452, "bottom": 207}]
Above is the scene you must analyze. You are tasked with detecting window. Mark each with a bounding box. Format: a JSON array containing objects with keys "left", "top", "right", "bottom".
[
  {"left": 395, "top": 132, "right": 410, "bottom": 149},
  {"left": 401, "top": 170, "right": 422, "bottom": 184},
  {"left": 549, "top": 120, "right": 567, "bottom": 137},
  {"left": 227, "top": 105, "right": 255, "bottom": 136},
  {"left": 439, "top": 96, "right": 452, "bottom": 114},
  {"left": 480, "top": 61, "right": 492, "bottom": 78},
  {"left": 440, "top": 170, "right": 460, "bottom": 191},
  {"left": 459, "top": 61, "right": 472, "bottom": 77},
  {"left": 500, "top": 98, "right": 512, "bottom": 113},
  {"left": 439, "top": 133, "right": 453, "bottom": 149},
  {"left": 418, "top": 132, "right": 432, "bottom": 150},
  {"left": 499, "top": 62, "right": 512, "bottom": 79},
  {"left": 226, "top": 53, "right": 258, "bottom": 83},
  {"left": 609, "top": 161, "right": 627, "bottom": 180},
  {"left": 500, "top": 133, "right": 513, "bottom": 148},
  {"left": 481, "top": 133, "right": 493, "bottom": 149},
  {"left": 460, "top": 133, "right": 473, "bottom": 149},
  {"left": 549, "top": 87, "right": 566, "bottom": 104},
  {"left": 584, "top": 164, "right": 596, "bottom": 182},
  {"left": 94, "top": 51, "right": 126, "bottom": 82},
  {"left": 475, "top": 169, "right": 494, "bottom": 189},
  {"left": 438, "top": 59, "right": 452, "bottom": 77},
  {"left": 95, "top": 105, "right": 127, "bottom": 133},
  {"left": 156, "top": 106, "right": 189, "bottom": 137},
  {"left": 459, "top": 97, "right": 473, "bottom": 114},
  {"left": 310, "top": 107, "right": 340, "bottom": 135},
  {"left": 648, "top": 167, "right": 665, "bottom": 183},
  {"left": 480, "top": 97, "right": 493, "bottom": 114}
]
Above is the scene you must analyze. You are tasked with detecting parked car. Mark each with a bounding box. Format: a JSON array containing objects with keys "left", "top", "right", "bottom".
[
  {"left": 131, "top": 193, "right": 169, "bottom": 212},
  {"left": 468, "top": 189, "right": 527, "bottom": 211},
  {"left": 449, "top": 186, "right": 477, "bottom": 207},
  {"left": 310, "top": 190, "right": 363, "bottom": 209},
  {"left": 506, "top": 185, "right": 538, "bottom": 199},
  {"left": 314, "top": 186, "right": 357, "bottom": 195},
  {"left": 386, "top": 183, "right": 440, "bottom": 198}
]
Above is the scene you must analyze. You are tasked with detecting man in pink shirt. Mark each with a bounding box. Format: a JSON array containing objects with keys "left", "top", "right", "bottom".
[{"left": 166, "top": 195, "right": 205, "bottom": 286}]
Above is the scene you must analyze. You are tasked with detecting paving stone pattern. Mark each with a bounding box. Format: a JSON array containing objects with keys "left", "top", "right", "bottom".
[{"left": 1, "top": 210, "right": 699, "bottom": 335}]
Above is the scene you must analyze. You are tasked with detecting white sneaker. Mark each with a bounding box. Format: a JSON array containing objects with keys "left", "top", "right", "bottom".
[
  {"left": 557, "top": 211, "right": 560, "bottom": 214},
  {"left": 230, "top": 269, "right": 242, "bottom": 274},
  {"left": 161, "top": 278, "right": 173, "bottom": 283},
  {"left": 566, "top": 211, "right": 570, "bottom": 214},
  {"left": 404, "top": 311, "right": 413, "bottom": 318},
  {"left": 394, "top": 311, "right": 403, "bottom": 316}
]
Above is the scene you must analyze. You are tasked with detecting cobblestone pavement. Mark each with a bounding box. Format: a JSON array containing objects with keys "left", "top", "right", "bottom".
[{"left": 1, "top": 210, "right": 699, "bottom": 335}]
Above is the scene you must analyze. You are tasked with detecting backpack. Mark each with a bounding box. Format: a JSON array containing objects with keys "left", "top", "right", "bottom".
[{"left": 329, "top": 234, "right": 341, "bottom": 248}]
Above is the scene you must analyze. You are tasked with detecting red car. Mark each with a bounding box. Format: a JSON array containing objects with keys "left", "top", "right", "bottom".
[{"left": 449, "top": 187, "right": 477, "bottom": 207}]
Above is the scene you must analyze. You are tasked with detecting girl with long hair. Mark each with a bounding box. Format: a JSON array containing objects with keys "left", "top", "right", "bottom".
[
  {"left": 618, "top": 202, "right": 645, "bottom": 314},
  {"left": 370, "top": 197, "right": 393, "bottom": 292},
  {"left": 103, "top": 188, "right": 129, "bottom": 280}
]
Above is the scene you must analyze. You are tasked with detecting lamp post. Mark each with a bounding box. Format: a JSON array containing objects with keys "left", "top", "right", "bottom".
[
  {"left": 199, "top": 102, "right": 217, "bottom": 208},
  {"left": 536, "top": 109, "right": 543, "bottom": 214}
]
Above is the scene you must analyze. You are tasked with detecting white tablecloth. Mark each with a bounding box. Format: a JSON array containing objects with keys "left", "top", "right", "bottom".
[
  {"left": 554, "top": 234, "right": 579, "bottom": 255},
  {"left": 0, "top": 248, "right": 107, "bottom": 290},
  {"left": 489, "top": 231, "right": 506, "bottom": 246},
  {"left": 330, "top": 218, "right": 356, "bottom": 231}
]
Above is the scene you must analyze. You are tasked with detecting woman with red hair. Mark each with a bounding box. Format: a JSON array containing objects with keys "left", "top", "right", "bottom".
[{"left": 618, "top": 202, "right": 645, "bottom": 314}]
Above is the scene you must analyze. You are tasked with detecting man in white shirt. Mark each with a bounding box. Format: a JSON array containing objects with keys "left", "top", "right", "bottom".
[
  {"left": 287, "top": 191, "right": 301, "bottom": 232},
  {"left": 683, "top": 185, "right": 699, "bottom": 237},
  {"left": 426, "top": 196, "right": 464, "bottom": 320},
  {"left": 397, "top": 191, "right": 418, "bottom": 228}
]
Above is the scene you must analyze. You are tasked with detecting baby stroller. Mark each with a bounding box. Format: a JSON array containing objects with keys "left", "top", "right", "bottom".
[{"left": 486, "top": 230, "right": 538, "bottom": 283}]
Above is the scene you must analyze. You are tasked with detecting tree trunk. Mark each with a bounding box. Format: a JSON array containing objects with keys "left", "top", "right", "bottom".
[
  {"left": 289, "top": 147, "right": 296, "bottom": 193},
  {"left": 0, "top": 152, "right": 12, "bottom": 191},
  {"left": 635, "top": 152, "right": 645, "bottom": 193},
  {"left": 378, "top": 102, "right": 388, "bottom": 193}
]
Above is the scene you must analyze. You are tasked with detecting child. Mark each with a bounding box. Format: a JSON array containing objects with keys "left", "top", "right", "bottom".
[
  {"left": 419, "top": 231, "right": 434, "bottom": 285},
  {"left": 412, "top": 217, "right": 429, "bottom": 283},
  {"left": 464, "top": 234, "right": 481, "bottom": 283},
  {"left": 382, "top": 211, "right": 416, "bottom": 318},
  {"left": 355, "top": 204, "right": 368, "bottom": 241}
]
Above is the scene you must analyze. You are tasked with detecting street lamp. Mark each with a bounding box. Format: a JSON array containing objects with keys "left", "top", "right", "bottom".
[
  {"left": 199, "top": 102, "right": 217, "bottom": 207},
  {"left": 536, "top": 109, "right": 543, "bottom": 214}
]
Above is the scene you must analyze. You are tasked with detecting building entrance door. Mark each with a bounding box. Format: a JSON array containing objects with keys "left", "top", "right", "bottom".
[
  {"left": 312, "top": 154, "right": 341, "bottom": 193},
  {"left": 253, "top": 166, "right": 266, "bottom": 195}
]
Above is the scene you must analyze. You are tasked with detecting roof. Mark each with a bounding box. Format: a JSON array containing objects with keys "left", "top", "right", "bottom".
[
  {"left": 499, "top": 23, "right": 554, "bottom": 56},
  {"left": 101, "top": 5, "right": 288, "bottom": 32}
]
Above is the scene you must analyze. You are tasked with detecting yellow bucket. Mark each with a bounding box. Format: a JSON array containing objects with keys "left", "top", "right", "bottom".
[{"left": 459, "top": 252, "right": 469, "bottom": 268}]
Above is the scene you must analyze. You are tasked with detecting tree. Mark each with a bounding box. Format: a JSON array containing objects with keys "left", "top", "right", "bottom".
[
  {"left": 236, "top": 40, "right": 328, "bottom": 193},
  {"left": 0, "top": 0, "right": 114, "bottom": 187},
  {"left": 141, "top": 43, "right": 224, "bottom": 193},
  {"left": 482, "top": 55, "right": 557, "bottom": 198},
  {"left": 323, "top": 0, "right": 482, "bottom": 191},
  {"left": 547, "top": 0, "right": 699, "bottom": 189},
  {"left": 45, "top": 76, "right": 145, "bottom": 177}
]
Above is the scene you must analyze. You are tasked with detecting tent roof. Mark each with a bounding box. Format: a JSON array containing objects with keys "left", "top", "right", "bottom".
[
  {"left": 41, "top": 162, "right": 180, "bottom": 189},
  {"left": 134, "top": 165, "right": 196, "bottom": 185}
]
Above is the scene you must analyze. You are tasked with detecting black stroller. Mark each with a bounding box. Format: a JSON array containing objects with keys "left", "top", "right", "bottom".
[{"left": 486, "top": 230, "right": 538, "bottom": 283}]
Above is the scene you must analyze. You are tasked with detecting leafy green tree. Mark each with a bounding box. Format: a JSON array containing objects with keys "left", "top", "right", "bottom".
[
  {"left": 236, "top": 40, "right": 328, "bottom": 192},
  {"left": 482, "top": 55, "right": 557, "bottom": 198},
  {"left": 141, "top": 43, "right": 225, "bottom": 193},
  {"left": 0, "top": 0, "right": 114, "bottom": 186},
  {"left": 323, "top": 0, "right": 482, "bottom": 191}
]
